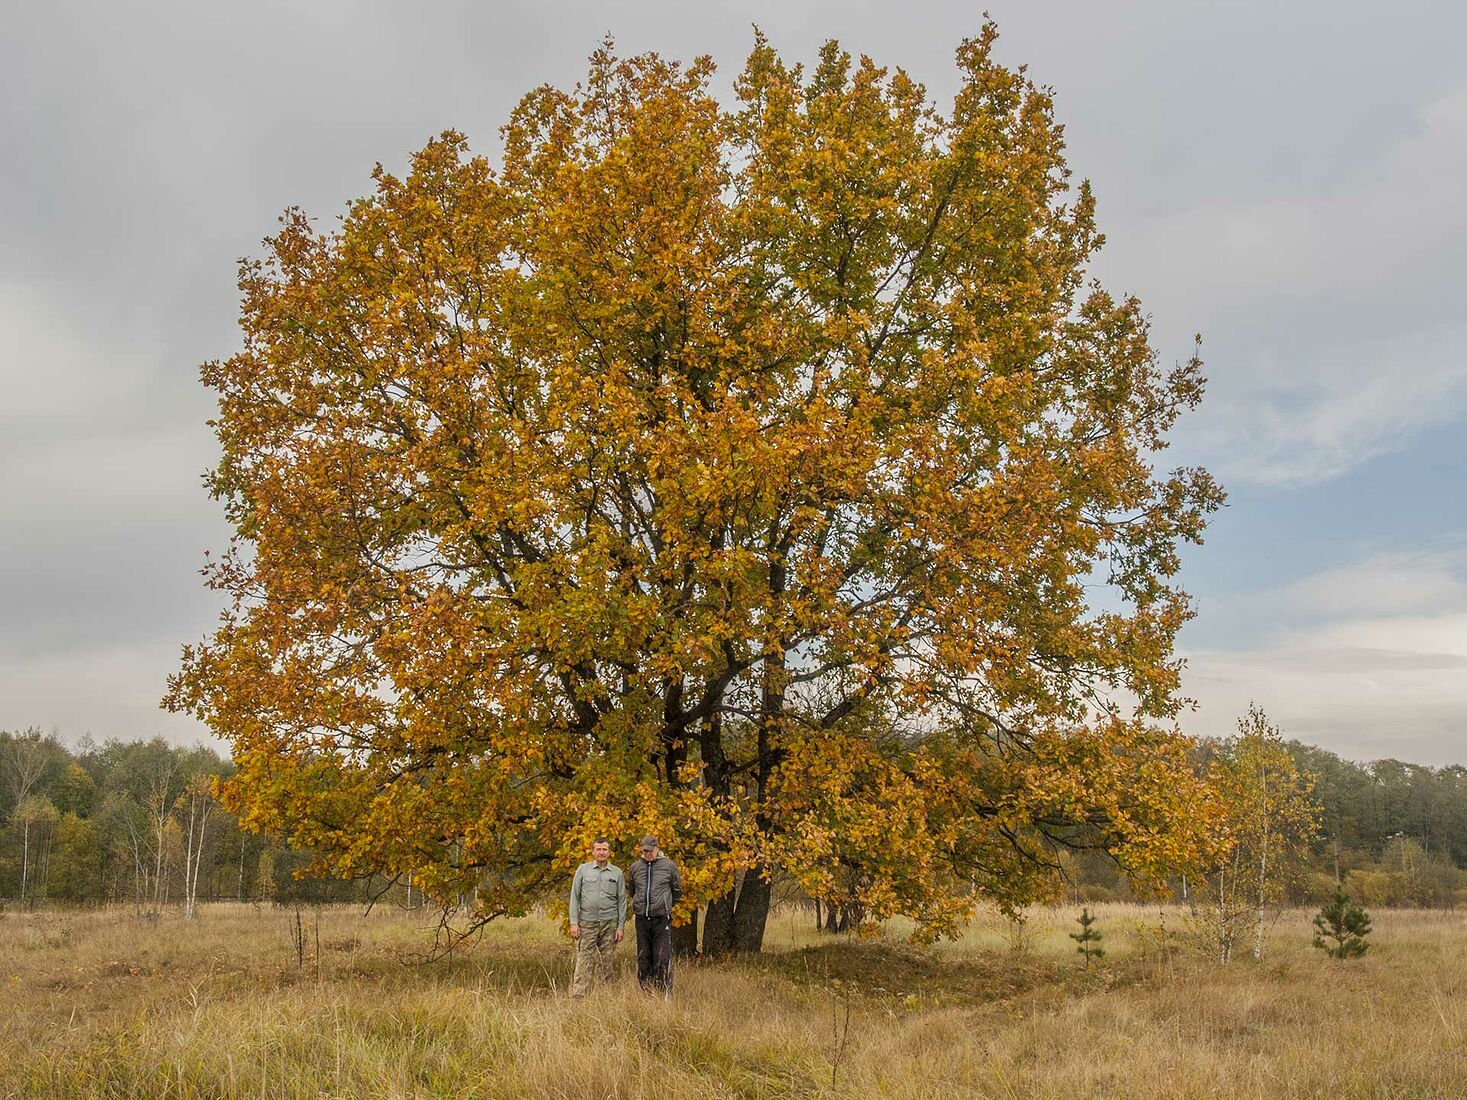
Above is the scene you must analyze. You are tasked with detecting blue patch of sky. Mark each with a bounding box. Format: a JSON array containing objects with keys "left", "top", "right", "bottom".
[{"left": 1177, "top": 418, "right": 1467, "bottom": 649}]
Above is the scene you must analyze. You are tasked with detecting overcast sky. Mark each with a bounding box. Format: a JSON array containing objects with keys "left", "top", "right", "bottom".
[{"left": 3, "top": 0, "right": 1464, "bottom": 765}]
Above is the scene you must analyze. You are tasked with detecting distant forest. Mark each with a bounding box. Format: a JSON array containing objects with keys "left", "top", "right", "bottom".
[{"left": 2, "top": 728, "right": 1463, "bottom": 911}]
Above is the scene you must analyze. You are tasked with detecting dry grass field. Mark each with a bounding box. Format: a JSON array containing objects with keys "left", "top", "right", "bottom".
[{"left": 2, "top": 900, "right": 1463, "bottom": 1099}]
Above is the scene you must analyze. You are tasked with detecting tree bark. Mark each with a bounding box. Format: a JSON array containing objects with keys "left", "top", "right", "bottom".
[
  {"left": 702, "top": 886, "right": 735, "bottom": 957},
  {"left": 672, "top": 907, "right": 699, "bottom": 958},
  {"left": 700, "top": 868, "right": 773, "bottom": 955},
  {"left": 729, "top": 869, "right": 772, "bottom": 953}
]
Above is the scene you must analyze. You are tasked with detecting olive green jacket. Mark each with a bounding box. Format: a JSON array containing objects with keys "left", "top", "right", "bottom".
[{"left": 569, "top": 861, "right": 626, "bottom": 927}]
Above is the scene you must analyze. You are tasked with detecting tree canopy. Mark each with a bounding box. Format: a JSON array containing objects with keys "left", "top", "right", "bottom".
[{"left": 168, "top": 25, "right": 1225, "bottom": 951}]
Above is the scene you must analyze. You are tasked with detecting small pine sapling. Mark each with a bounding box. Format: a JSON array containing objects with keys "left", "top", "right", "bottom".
[
  {"left": 1312, "top": 887, "right": 1371, "bottom": 959},
  {"left": 1070, "top": 907, "right": 1105, "bottom": 968}
]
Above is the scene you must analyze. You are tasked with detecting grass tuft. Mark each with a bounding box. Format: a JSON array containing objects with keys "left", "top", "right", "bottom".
[{"left": 1, "top": 902, "right": 1463, "bottom": 1097}]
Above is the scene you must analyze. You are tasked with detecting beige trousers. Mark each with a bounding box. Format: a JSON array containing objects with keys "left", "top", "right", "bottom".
[{"left": 570, "top": 920, "right": 618, "bottom": 996}]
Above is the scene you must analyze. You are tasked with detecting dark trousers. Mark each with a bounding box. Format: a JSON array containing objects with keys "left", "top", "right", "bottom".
[{"left": 634, "top": 913, "right": 673, "bottom": 992}]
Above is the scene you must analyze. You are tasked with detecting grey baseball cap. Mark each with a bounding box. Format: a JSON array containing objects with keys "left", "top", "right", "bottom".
[{"left": 639, "top": 835, "right": 658, "bottom": 849}]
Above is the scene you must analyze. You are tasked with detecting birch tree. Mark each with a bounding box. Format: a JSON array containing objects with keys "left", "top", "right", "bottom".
[
  {"left": 1199, "top": 705, "right": 1317, "bottom": 963},
  {"left": 177, "top": 773, "right": 216, "bottom": 918},
  {"left": 13, "top": 796, "right": 59, "bottom": 905}
]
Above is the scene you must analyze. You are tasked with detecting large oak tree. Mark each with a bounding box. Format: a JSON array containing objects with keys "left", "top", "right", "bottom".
[{"left": 169, "top": 26, "right": 1225, "bottom": 952}]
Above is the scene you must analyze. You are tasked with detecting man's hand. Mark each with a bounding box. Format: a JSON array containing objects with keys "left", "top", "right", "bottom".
[
  {"left": 614, "top": 928, "right": 624, "bottom": 943},
  {"left": 569, "top": 924, "right": 581, "bottom": 939}
]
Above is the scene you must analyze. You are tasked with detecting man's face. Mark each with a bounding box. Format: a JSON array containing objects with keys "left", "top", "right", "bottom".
[
  {"left": 592, "top": 841, "right": 610, "bottom": 864},
  {"left": 641, "top": 845, "right": 657, "bottom": 862}
]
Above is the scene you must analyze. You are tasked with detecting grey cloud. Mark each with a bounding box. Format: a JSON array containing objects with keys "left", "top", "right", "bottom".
[
  {"left": 1179, "top": 552, "right": 1467, "bottom": 765},
  {"left": 1, "top": 637, "right": 224, "bottom": 748},
  {"left": 3, "top": 0, "right": 1465, "bottom": 751},
  {"left": 1181, "top": 642, "right": 1467, "bottom": 767},
  {"left": 0, "top": 425, "right": 228, "bottom": 661}
]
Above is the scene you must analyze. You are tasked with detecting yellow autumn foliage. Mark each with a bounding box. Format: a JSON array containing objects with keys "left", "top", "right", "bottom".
[{"left": 167, "top": 24, "right": 1225, "bottom": 952}]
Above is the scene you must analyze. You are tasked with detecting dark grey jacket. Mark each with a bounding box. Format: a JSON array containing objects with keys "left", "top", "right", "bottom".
[{"left": 627, "top": 855, "right": 682, "bottom": 920}]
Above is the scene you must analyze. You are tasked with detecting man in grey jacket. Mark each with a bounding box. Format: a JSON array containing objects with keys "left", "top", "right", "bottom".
[
  {"left": 568, "top": 837, "right": 626, "bottom": 997},
  {"left": 626, "top": 834, "right": 682, "bottom": 993}
]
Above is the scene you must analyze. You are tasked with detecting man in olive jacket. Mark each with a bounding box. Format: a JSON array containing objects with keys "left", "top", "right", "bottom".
[
  {"left": 568, "top": 837, "right": 626, "bottom": 997},
  {"left": 626, "top": 834, "right": 682, "bottom": 993}
]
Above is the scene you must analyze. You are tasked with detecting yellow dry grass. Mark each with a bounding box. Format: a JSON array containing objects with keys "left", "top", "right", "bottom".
[{"left": 2, "top": 901, "right": 1463, "bottom": 1098}]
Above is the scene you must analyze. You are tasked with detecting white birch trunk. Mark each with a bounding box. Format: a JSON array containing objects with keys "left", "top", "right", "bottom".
[
  {"left": 19, "top": 818, "right": 30, "bottom": 904},
  {"left": 1253, "top": 746, "right": 1271, "bottom": 962},
  {"left": 183, "top": 799, "right": 197, "bottom": 919},
  {"left": 182, "top": 790, "right": 212, "bottom": 919}
]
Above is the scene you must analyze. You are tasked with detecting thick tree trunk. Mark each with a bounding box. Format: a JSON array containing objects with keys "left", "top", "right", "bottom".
[
  {"left": 824, "top": 903, "right": 839, "bottom": 933},
  {"left": 702, "top": 888, "right": 735, "bottom": 957},
  {"left": 661, "top": 680, "right": 687, "bottom": 786},
  {"left": 729, "top": 870, "right": 772, "bottom": 952},
  {"left": 672, "top": 907, "right": 699, "bottom": 958},
  {"left": 701, "top": 869, "right": 773, "bottom": 955}
]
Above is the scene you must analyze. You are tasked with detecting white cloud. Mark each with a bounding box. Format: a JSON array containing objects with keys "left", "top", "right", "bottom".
[
  {"left": 1185, "top": 323, "right": 1467, "bottom": 487},
  {"left": 1120, "top": 84, "right": 1467, "bottom": 487},
  {"left": 1180, "top": 550, "right": 1467, "bottom": 764},
  {"left": 1274, "top": 548, "right": 1467, "bottom": 620}
]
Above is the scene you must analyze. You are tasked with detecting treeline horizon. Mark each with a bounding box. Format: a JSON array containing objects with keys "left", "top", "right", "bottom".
[{"left": 3, "top": 726, "right": 1464, "bottom": 911}]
